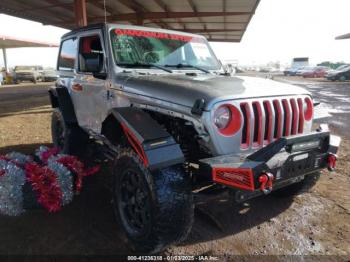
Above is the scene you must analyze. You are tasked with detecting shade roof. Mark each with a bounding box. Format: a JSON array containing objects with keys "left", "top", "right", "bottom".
[
  {"left": 0, "top": 35, "right": 58, "bottom": 48},
  {"left": 0, "top": 0, "right": 260, "bottom": 42},
  {"left": 336, "top": 33, "right": 350, "bottom": 40}
]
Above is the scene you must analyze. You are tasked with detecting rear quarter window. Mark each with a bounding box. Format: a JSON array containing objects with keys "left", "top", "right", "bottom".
[{"left": 58, "top": 38, "right": 77, "bottom": 71}]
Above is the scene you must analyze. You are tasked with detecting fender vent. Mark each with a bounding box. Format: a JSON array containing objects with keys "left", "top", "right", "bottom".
[{"left": 213, "top": 167, "right": 254, "bottom": 191}]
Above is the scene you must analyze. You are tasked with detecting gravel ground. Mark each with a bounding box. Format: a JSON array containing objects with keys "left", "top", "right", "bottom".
[{"left": 0, "top": 80, "right": 349, "bottom": 259}]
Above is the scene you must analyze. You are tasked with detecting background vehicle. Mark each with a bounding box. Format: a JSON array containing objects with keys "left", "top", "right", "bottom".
[
  {"left": 326, "top": 65, "right": 350, "bottom": 81},
  {"left": 295, "top": 66, "right": 312, "bottom": 76},
  {"left": 302, "top": 66, "right": 330, "bottom": 78},
  {"left": 284, "top": 67, "right": 302, "bottom": 76},
  {"left": 0, "top": 69, "right": 4, "bottom": 85},
  {"left": 13, "top": 65, "right": 43, "bottom": 83},
  {"left": 49, "top": 24, "right": 340, "bottom": 253},
  {"left": 42, "top": 68, "right": 58, "bottom": 82}
]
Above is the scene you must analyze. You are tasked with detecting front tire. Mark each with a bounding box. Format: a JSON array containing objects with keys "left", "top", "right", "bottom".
[
  {"left": 272, "top": 172, "right": 320, "bottom": 197},
  {"left": 51, "top": 108, "right": 88, "bottom": 155},
  {"left": 113, "top": 148, "right": 194, "bottom": 253}
]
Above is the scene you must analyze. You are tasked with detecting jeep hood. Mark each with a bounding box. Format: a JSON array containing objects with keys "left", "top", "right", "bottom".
[{"left": 121, "top": 74, "right": 311, "bottom": 110}]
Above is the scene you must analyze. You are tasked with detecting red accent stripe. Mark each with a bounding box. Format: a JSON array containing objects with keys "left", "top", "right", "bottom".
[
  {"left": 263, "top": 100, "right": 273, "bottom": 144},
  {"left": 121, "top": 123, "right": 149, "bottom": 167},
  {"left": 282, "top": 99, "right": 291, "bottom": 137},
  {"left": 252, "top": 101, "right": 263, "bottom": 147},
  {"left": 212, "top": 167, "right": 255, "bottom": 191},
  {"left": 297, "top": 98, "right": 304, "bottom": 134},
  {"left": 240, "top": 102, "right": 251, "bottom": 149},
  {"left": 290, "top": 98, "right": 298, "bottom": 135},
  {"left": 273, "top": 100, "right": 282, "bottom": 139}
]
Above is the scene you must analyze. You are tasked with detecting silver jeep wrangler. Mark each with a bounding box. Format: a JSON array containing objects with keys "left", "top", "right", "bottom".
[{"left": 49, "top": 23, "right": 340, "bottom": 253}]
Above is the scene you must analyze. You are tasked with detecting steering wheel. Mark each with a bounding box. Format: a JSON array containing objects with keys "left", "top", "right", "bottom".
[{"left": 144, "top": 52, "right": 160, "bottom": 64}]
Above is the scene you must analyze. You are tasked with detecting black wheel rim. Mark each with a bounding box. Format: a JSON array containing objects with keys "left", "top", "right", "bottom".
[{"left": 117, "top": 168, "right": 151, "bottom": 236}]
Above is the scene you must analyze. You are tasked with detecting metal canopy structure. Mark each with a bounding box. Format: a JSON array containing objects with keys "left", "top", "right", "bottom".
[
  {"left": 0, "top": 35, "right": 58, "bottom": 72},
  {"left": 336, "top": 33, "right": 350, "bottom": 40},
  {"left": 0, "top": 0, "right": 260, "bottom": 43}
]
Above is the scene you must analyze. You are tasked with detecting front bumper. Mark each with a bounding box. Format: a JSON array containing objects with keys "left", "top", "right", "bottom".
[{"left": 199, "top": 127, "right": 340, "bottom": 197}]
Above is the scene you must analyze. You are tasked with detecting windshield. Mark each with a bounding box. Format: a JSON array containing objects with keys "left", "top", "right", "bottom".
[
  {"left": 339, "top": 66, "right": 350, "bottom": 72},
  {"left": 336, "top": 65, "right": 350, "bottom": 71},
  {"left": 15, "top": 66, "right": 35, "bottom": 71},
  {"left": 110, "top": 28, "right": 221, "bottom": 71}
]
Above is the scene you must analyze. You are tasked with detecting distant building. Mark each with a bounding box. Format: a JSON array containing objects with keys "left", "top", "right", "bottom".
[{"left": 291, "top": 57, "right": 309, "bottom": 68}]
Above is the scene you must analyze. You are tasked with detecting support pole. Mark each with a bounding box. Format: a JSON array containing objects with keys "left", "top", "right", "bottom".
[
  {"left": 2, "top": 48, "right": 8, "bottom": 73},
  {"left": 74, "top": 0, "right": 87, "bottom": 28}
]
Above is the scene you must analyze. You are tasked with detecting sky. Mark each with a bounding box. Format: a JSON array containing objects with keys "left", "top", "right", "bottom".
[{"left": 1, "top": 0, "right": 350, "bottom": 68}]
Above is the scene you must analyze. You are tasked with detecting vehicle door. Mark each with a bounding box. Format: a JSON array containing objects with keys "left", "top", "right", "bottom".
[{"left": 70, "top": 31, "right": 109, "bottom": 133}]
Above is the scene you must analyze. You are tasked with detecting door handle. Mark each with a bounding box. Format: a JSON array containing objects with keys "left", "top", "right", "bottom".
[{"left": 72, "top": 83, "right": 83, "bottom": 92}]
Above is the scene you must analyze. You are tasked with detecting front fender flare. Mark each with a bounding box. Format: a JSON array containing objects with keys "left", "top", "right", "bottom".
[
  {"left": 48, "top": 87, "right": 77, "bottom": 124},
  {"left": 110, "top": 107, "right": 184, "bottom": 170}
]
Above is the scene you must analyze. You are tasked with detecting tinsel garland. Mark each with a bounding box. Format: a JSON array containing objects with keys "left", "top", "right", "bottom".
[
  {"left": 0, "top": 147, "right": 99, "bottom": 216},
  {"left": 25, "top": 163, "right": 63, "bottom": 212},
  {"left": 35, "top": 146, "right": 100, "bottom": 194},
  {"left": 0, "top": 153, "right": 29, "bottom": 216}
]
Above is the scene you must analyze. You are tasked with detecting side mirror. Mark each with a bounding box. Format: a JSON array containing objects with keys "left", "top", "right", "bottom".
[
  {"left": 84, "top": 53, "right": 107, "bottom": 80},
  {"left": 85, "top": 54, "right": 102, "bottom": 72}
]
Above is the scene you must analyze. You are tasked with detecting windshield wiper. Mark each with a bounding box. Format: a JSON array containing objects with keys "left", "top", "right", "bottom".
[
  {"left": 164, "top": 63, "right": 211, "bottom": 74},
  {"left": 117, "top": 62, "right": 172, "bottom": 73}
]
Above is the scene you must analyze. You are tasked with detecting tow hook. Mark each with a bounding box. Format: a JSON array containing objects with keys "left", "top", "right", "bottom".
[
  {"left": 327, "top": 153, "right": 337, "bottom": 171},
  {"left": 259, "top": 172, "right": 274, "bottom": 195}
]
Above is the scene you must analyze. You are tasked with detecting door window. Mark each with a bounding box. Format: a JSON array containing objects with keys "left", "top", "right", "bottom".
[
  {"left": 58, "top": 38, "right": 77, "bottom": 71},
  {"left": 78, "top": 35, "right": 104, "bottom": 73}
]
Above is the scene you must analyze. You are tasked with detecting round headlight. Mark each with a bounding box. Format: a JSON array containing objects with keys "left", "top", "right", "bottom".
[
  {"left": 214, "top": 106, "right": 231, "bottom": 129},
  {"left": 214, "top": 104, "right": 242, "bottom": 136}
]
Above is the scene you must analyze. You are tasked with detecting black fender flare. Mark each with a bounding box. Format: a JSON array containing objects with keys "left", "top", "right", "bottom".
[
  {"left": 110, "top": 107, "right": 185, "bottom": 170},
  {"left": 48, "top": 87, "right": 77, "bottom": 124}
]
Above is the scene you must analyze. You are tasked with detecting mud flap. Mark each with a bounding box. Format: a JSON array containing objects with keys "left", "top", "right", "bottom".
[{"left": 110, "top": 107, "right": 184, "bottom": 170}]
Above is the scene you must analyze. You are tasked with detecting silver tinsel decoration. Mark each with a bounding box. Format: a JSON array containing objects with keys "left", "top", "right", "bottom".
[
  {"left": 47, "top": 156, "right": 74, "bottom": 206},
  {"left": 0, "top": 147, "right": 77, "bottom": 216},
  {"left": 6, "top": 152, "right": 32, "bottom": 165},
  {"left": 0, "top": 159, "right": 26, "bottom": 216}
]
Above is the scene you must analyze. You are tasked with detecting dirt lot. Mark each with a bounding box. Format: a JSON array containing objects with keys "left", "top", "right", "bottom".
[{"left": 0, "top": 79, "right": 349, "bottom": 259}]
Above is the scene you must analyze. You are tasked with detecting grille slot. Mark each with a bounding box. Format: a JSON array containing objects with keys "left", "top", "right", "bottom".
[
  {"left": 290, "top": 98, "right": 298, "bottom": 135},
  {"left": 240, "top": 103, "right": 251, "bottom": 148},
  {"left": 282, "top": 99, "right": 291, "bottom": 137},
  {"left": 273, "top": 100, "right": 282, "bottom": 139},
  {"left": 297, "top": 98, "right": 304, "bottom": 134},
  {"left": 239, "top": 97, "right": 306, "bottom": 149},
  {"left": 252, "top": 102, "right": 262, "bottom": 146},
  {"left": 263, "top": 101, "right": 273, "bottom": 143}
]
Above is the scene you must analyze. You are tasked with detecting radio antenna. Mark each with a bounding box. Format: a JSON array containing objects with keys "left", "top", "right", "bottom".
[{"left": 103, "top": 0, "right": 107, "bottom": 24}]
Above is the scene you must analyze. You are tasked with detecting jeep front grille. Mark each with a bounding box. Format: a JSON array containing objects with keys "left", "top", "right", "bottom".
[{"left": 240, "top": 97, "right": 305, "bottom": 149}]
